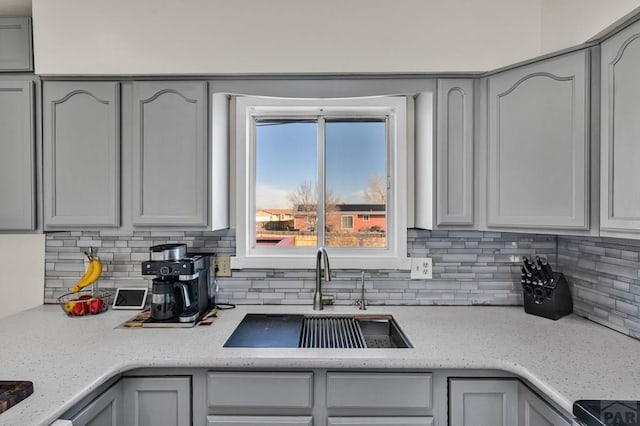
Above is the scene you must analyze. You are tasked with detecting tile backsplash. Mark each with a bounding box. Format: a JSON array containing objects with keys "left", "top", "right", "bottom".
[
  {"left": 44, "top": 229, "right": 640, "bottom": 340},
  {"left": 558, "top": 236, "right": 640, "bottom": 339},
  {"left": 44, "top": 229, "right": 556, "bottom": 306}
]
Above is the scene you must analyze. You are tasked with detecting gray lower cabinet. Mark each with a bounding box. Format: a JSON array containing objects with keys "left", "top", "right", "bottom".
[
  {"left": 69, "top": 380, "right": 123, "bottom": 426},
  {"left": 0, "top": 80, "right": 35, "bottom": 230},
  {"left": 0, "top": 17, "right": 32, "bottom": 71},
  {"left": 207, "top": 415, "right": 313, "bottom": 426},
  {"left": 326, "top": 372, "right": 432, "bottom": 410},
  {"left": 449, "top": 379, "right": 518, "bottom": 426},
  {"left": 449, "top": 379, "right": 572, "bottom": 426},
  {"left": 518, "top": 383, "right": 572, "bottom": 426},
  {"left": 327, "top": 418, "right": 434, "bottom": 426},
  {"left": 131, "top": 81, "right": 208, "bottom": 227},
  {"left": 43, "top": 81, "right": 120, "bottom": 228},
  {"left": 207, "top": 372, "right": 313, "bottom": 409},
  {"left": 486, "top": 49, "right": 590, "bottom": 230},
  {"left": 122, "top": 376, "right": 191, "bottom": 426},
  {"left": 436, "top": 79, "right": 474, "bottom": 226},
  {"left": 600, "top": 19, "right": 640, "bottom": 236}
]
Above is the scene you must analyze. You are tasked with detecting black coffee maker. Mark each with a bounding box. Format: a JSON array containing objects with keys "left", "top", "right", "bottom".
[{"left": 142, "top": 244, "right": 216, "bottom": 324}]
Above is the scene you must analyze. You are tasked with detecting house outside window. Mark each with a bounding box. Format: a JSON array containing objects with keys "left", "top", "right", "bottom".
[{"left": 234, "top": 95, "right": 408, "bottom": 269}]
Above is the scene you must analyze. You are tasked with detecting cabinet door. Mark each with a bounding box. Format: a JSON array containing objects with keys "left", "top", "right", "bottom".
[
  {"left": 486, "top": 50, "right": 589, "bottom": 230},
  {"left": 43, "top": 82, "right": 120, "bottom": 228},
  {"left": 518, "top": 384, "right": 572, "bottom": 426},
  {"left": 0, "top": 17, "right": 32, "bottom": 71},
  {"left": 436, "top": 79, "right": 474, "bottom": 226},
  {"left": 601, "top": 20, "right": 640, "bottom": 235},
  {"left": 132, "top": 81, "right": 208, "bottom": 227},
  {"left": 207, "top": 415, "right": 313, "bottom": 426},
  {"left": 328, "top": 417, "right": 434, "bottom": 425},
  {"left": 69, "top": 381, "right": 123, "bottom": 426},
  {"left": 122, "top": 376, "right": 191, "bottom": 426},
  {"left": 449, "top": 379, "right": 518, "bottom": 426},
  {"left": 0, "top": 80, "right": 35, "bottom": 230}
]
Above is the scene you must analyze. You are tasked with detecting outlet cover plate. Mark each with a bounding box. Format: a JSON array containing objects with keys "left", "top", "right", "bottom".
[
  {"left": 215, "top": 256, "right": 231, "bottom": 277},
  {"left": 411, "top": 257, "right": 432, "bottom": 279}
]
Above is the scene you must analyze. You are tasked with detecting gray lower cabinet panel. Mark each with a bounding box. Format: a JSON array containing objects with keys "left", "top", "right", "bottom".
[
  {"left": 69, "top": 380, "right": 123, "bottom": 426},
  {"left": 0, "top": 17, "right": 32, "bottom": 71},
  {"left": 326, "top": 372, "right": 432, "bottom": 409},
  {"left": 486, "top": 50, "right": 589, "bottom": 230},
  {"left": 0, "top": 80, "right": 35, "bottom": 230},
  {"left": 207, "top": 415, "right": 313, "bottom": 426},
  {"left": 328, "top": 417, "right": 434, "bottom": 426},
  {"left": 519, "top": 383, "right": 571, "bottom": 426},
  {"left": 132, "top": 81, "right": 208, "bottom": 227},
  {"left": 207, "top": 372, "right": 313, "bottom": 409},
  {"left": 122, "top": 376, "right": 191, "bottom": 426},
  {"left": 436, "top": 79, "right": 474, "bottom": 226},
  {"left": 600, "top": 19, "right": 640, "bottom": 235},
  {"left": 43, "top": 81, "right": 120, "bottom": 228},
  {"left": 449, "top": 379, "right": 518, "bottom": 426}
]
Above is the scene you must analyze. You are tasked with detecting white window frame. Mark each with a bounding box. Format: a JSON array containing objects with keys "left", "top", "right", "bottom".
[{"left": 233, "top": 95, "right": 409, "bottom": 270}]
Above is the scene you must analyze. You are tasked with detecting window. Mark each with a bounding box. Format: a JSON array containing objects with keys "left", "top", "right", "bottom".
[
  {"left": 341, "top": 215, "right": 354, "bottom": 229},
  {"left": 234, "top": 96, "right": 408, "bottom": 269}
]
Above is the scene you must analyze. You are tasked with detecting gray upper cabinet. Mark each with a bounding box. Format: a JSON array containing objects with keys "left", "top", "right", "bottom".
[
  {"left": 0, "top": 17, "right": 32, "bottom": 72},
  {"left": 132, "top": 81, "right": 208, "bottom": 227},
  {"left": 600, "top": 19, "right": 640, "bottom": 236},
  {"left": 0, "top": 80, "right": 35, "bottom": 230},
  {"left": 43, "top": 82, "right": 120, "bottom": 228},
  {"left": 486, "top": 50, "right": 590, "bottom": 230},
  {"left": 437, "top": 79, "right": 474, "bottom": 226}
]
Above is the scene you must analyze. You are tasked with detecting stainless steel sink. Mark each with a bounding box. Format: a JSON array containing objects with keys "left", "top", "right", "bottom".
[{"left": 224, "top": 314, "right": 412, "bottom": 349}]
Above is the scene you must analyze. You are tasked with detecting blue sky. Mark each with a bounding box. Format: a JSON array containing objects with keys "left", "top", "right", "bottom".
[{"left": 255, "top": 120, "right": 386, "bottom": 209}]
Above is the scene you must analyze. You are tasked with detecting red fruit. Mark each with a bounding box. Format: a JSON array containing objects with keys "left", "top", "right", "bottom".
[
  {"left": 78, "top": 295, "right": 92, "bottom": 300},
  {"left": 89, "top": 298, "right": 104, "bottom": 314},
  {"left": 71, "top": 302, "right": 87, "bottom": 316}
]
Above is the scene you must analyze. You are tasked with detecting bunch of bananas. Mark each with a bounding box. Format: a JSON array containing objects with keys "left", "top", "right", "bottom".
[{"left": 71, "top": 249, "right": 103, "bottom": 294}]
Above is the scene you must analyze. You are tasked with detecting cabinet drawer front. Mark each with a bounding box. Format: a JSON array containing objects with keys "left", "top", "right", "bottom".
[
  {"left": 207, "top": 372, "right": 313, "bottom": 409},
  {"left": 328, "top": 417, "right": 434, "bottom": 426},
  {"left": 207, "top": 415, "right": 312, "bottom": 426},
  {"left": 326, "top": 373, "right": 432, "bottom": 409}
]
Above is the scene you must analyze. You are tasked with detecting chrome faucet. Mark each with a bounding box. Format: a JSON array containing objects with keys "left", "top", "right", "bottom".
[{"left": 313, "top": 247, "right": 331, "bottom": 310}]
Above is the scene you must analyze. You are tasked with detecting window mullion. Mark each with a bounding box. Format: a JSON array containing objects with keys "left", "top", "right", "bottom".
[{"left": 317, "top": 116, "right": 326, "bottom": 247}]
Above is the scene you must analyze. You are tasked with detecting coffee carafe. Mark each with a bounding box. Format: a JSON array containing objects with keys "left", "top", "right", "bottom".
[{"left": 150, "top": 278, "right": 194, "bottom": 321}]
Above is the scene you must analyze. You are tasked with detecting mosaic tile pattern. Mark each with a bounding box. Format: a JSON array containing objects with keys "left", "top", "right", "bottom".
[
  {"left": 44, "top": 229, "right": 557, "bottom": 306},
  {"left": 558, "top": 236, "right": 640, "bottom": 339}
]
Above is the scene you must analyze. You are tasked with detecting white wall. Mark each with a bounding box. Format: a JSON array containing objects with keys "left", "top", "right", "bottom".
[
  {"left": 541, "top": 0, "right": 640, "bottom": 53},
  {"left": 32, "top": 0, "right": 543, "bottom": 74},
  {"left": 0, "top": 235, "right": 45, "bottom": 318}
]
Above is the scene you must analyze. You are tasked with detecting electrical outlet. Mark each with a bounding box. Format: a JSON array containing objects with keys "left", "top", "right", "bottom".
[
  {"left": 410, "top": 257, "right": 432, "bottom": 279},
  {"left": 215, "top": 256, "right": 231, "bottom": 277}
]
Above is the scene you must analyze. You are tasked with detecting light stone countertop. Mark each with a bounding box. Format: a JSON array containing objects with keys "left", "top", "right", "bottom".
[{"left": 1, "top": 304, "right": 639, "bottom": 425}]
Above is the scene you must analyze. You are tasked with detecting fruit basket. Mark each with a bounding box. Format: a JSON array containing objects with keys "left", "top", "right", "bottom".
[{"left": 58, "top": 289, "right": 115, "bottom": 317}]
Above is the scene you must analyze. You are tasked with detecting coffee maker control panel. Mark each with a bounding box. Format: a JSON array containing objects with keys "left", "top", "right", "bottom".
[{"left": 142, "top": 256, "right": 207, "bottom": 277}]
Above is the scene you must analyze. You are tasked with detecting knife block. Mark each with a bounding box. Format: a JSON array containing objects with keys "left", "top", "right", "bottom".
[{"left": 522, "top": 272, "right": 573, "bottom": 320}]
